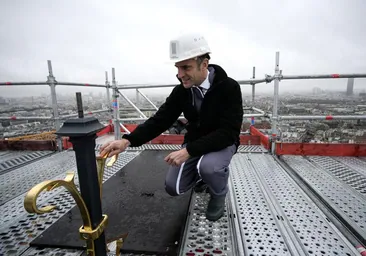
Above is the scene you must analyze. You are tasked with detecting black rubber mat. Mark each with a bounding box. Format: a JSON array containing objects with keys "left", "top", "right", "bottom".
[{"left": 31, "top": 150, "right": 192, "bottom": 255}]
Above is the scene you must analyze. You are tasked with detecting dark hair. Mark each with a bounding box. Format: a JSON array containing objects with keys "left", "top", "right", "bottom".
[{"left": 196, "top": 53, "right": 210, "bottom": 67}]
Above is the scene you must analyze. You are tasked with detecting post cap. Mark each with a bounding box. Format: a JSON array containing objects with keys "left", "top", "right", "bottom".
[{"left": 56, "top": 116, "right": 105, "bottom": 137}]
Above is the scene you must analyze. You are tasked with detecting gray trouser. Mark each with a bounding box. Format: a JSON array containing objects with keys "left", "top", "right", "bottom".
[{"left": 165, "top": 144, "right": 236, "bottom": 197}]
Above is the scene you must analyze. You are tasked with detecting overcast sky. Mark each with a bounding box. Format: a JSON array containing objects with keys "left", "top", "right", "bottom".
[{"left": 0, "top": 0, "right": 365, "bottom": 98}]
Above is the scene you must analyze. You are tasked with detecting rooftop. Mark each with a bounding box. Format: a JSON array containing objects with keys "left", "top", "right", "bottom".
[
  {"left": 1, "top": 53, "right": 366, "bottom": 255},
  {"left": 0, "top": 133, "right": 365, "bottom": 255}
]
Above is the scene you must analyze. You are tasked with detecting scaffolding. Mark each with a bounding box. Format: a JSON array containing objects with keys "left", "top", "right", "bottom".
[{"left": 1, "top": 51, "right": 366, "bottom": 153}]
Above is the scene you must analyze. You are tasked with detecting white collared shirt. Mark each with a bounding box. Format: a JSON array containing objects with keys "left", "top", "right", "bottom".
[{"left": 193, "top": 70, "right": 210, "bottom": 96}]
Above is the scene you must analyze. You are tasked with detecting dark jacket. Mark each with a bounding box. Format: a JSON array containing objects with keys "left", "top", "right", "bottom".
[{"left": 122, "top": 64, "right": 243, "bottom": 157}]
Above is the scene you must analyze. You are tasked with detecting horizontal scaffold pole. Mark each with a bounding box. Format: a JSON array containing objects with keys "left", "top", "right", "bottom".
[
  {"left": 120, "top": 113, "right": 267, "bottom": 122},
  {"left": 57, "top": 82, "right": 107, "bottom": 88},
  {"left": 280, "top": 73, "right": 366, "bottom": 80},
  {"left": 0, "top": 116, "right": 52, "bottom": 121},
  {"left": 60, "top": 109, "right": 111, "bottom": 119},
  {"left": 116, "top": 78, "right": 272, "bottom": 90},
  {"left": 0, "top": 82, "right": 48, "bottom": 86},
  {"left": 2, "top": 74, "right": 365, "bottom": 89},
  {"left": 0, "top": 109, "right": 110, "bottom": 121},
  {"left": 279, "top": 115, "right": 366, "bottom": 120}
]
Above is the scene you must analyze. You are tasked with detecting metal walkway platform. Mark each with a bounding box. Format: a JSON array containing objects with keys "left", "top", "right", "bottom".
[
  {"left": 0, "top": 144, "right": 365, "bottom": 255},
  {"left": 230, "top": 154, "right": 361, "bottom": 255},
  {"left": 0, "top": 150, "right": 54, "bottom": 175},
  {"left": 282, "top": 155, "right": 366, "bottom": 247}
]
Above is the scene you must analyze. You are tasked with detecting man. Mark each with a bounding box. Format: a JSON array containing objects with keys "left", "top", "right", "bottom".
[{"left": 100, "top": 32, "right": 243, "bottom": 221}]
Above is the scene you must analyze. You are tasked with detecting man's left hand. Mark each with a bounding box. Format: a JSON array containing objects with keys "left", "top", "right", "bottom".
[{"left": 164, "top": 148, "right": 190, "bottom": 166}]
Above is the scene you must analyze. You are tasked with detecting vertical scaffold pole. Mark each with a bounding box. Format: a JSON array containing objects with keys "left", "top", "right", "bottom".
[
  {"left": 112, "top": 68, "right": 121, "bottom": 140},
  {"left": 47, "top": 60, "right": 62, "bottom": 151},
  {"left": 136, "top": 89, "right": 140, "bottom": 107},
  {"left": 252, "top": 66, "right": 256, "bottom": 104},
  {"left": 271, "top": 52, "right": 280, "bottom": 154},
  {"left": 105, "top": 71, "right": 112, "bottom": 119}
]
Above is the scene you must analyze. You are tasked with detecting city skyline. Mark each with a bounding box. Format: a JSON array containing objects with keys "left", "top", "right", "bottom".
[
  {"left": 1, "top": 87, "right": 365, "bottom": 143},
  {"left": 1, "top": 77, "right": 365, "bottom": 98},
  {"left": 1, "top": 0, "right": 365, "bottom": 97}
]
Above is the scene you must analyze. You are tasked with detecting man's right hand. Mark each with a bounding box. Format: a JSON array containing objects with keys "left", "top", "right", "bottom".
[{"left": 99, "top": 138, "right": 131, "bottom": 157}]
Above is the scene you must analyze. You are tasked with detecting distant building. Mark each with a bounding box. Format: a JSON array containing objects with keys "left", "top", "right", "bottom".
[
  {"left": 0, "top": 97, "right": 8, "bottom": 105},
  {"left": 10, "top": 120, "right": 28, "bottom": 126},
  {"left": 312, "top": 87, "right": 322, "bottom": 95},
  {"left": 346, "top": 78, "right": 354, "bottom": 96}
]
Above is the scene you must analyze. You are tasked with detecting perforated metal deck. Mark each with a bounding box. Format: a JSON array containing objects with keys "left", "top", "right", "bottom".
[
  {"left": 0, "top": 151, "right": 140, "bottom": 256},
  {"left": 283, "top": 155, "right": 366, "bottom": 244},
  {"left": 307, "top": 156, "right": 366, "bottom": 194},
  {"left": 0, "top": 151, "right": 48, "bottom": 163},
  {"left": 230, "top": 153, "right": 360, "bottom": 256},
  {"left": 0, "top": 151, "right": 76, "bottom": 205},
  {"left": 0, "top": 146, "right": 364, "bottom": 256},
  {"left": 95, "top": 144, "right": 268, "bottom": 153},
  {"left": 179, "top": 192, "right": 236, "bottom": 255},
  {"left": 237, "top": 145, "right": 267, "bottom": 153},
  {"left": 0, "top": 150, "right": 54, "bottom": 174},
  {"left": 332, "top": 156, "right": 366, "bottom": 178},
  {"left": 333, "top": 157, "right": 366, "bottom": 177}
]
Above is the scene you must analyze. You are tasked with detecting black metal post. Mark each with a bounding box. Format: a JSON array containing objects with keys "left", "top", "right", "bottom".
[
  {"left": 56, "top": 92, "right": 107, "bottom": 256},
  {"left": 76, "top": 92, "right": 84, "bottom": 118},
  {"left": 252, "top": 66, "right": 255, "bottom": 104}
]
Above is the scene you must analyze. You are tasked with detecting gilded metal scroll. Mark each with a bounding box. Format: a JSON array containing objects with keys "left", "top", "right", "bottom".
[{"left": 23, "top": 154, "right": 124, "bottom": 256}]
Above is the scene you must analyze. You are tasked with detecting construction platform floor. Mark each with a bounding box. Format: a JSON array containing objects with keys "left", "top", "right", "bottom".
[{"left": 0, "top": 136, "right": 365, "bottom": 256}]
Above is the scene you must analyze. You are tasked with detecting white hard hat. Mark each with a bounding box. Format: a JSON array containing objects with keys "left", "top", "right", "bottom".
[{"left": 169, "top": 33, "right": 211, "bottom": 63}]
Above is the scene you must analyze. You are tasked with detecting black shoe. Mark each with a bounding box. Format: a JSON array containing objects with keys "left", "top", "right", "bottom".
[
  {"left": 206, "top": 195, "right": 226, "bottom": 221},
  {"left": 194, "top": 180, "right": 208, "bottom": 193}
]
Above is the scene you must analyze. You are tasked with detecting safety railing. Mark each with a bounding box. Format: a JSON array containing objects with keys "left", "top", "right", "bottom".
[
  {"left": 0, "top": 61, "right": 113, "bottom": 151},
  {"left": 278, "top": 115, "right": 366, "bottom": 120},
  {"left": 0, "top": 63, "right": 269, "bottom": 151},
  {"left": 0, "top": 110, "right": 111, "bottom": 121},
  {"left": 1, "top": 51, "right": 366, "bottom": 153}
]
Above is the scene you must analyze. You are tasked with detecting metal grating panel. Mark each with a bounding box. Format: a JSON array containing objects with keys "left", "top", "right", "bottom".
[
  {"left": 0, "top": 151, "right": 31, "bottom": 163},
  {"left": 237, "top": 145, "right": 267, "bottom": 153},
  {"left": 283, "top": 155, "right": 366, "bottom": 239},
  {"left": 308, "top": 156, "right": 366, "bottom": 194},
  {"left": 250, "top": 154, "right": 359, "bottom": 256},
  {"left": 21, "top": 245, "right": 153, "bottom": 256},
  {"left": 180, "top": 192, "right": 235, "bottom": 256},
  {"left": 95, "top": 143, "right": 182, "bottom": 151},
  {"left": 95, "top": 133, "right": 115, "bottom": 145},
  {"left": 0, "top": 149, "right": 135, "bottom": 227},
  {"left": 21, "top": 244, "right": 145, "bottom": 256},
  {"left": 95, "top": 143, "right": 102, "bottom": 151},
  {"left": 20, "top": 247, "right": 82, "bottom": 256},
  {"left": 0, "top": 150, "right": 51, "bottom": 164},
  {"left": 1, "top": 171, "right": 77, "bottom": 228},
  {"left": 0, "top": 192, "right": 78, "bottom": 256},
  {"left": 0, "top": 152, "right": 140, "bottom": 256},
  {"left": 0, "top": 151, "right": 54, "bottom": 174},
  {"left": 95, "top": 144, "right": 269, "bottom": 153},
  {"left": 333, "top": 156, "right": 366, "bottom": 177},
  {"left": 0, "top": 151, "right": 76, "bottom": 205},
  {"left": 230, "top": 154, "right": 292, "bottom": 255},
  {"left": 127, "top": 144, "right": 182, "bottom": 151}
]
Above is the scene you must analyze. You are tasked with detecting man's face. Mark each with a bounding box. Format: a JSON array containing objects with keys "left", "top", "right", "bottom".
[{"left": 175, "top": 58, "right": 208, "bottom": 88}]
